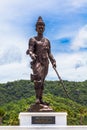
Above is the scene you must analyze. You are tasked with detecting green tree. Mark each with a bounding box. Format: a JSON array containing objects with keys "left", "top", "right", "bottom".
[{"left": 0, "top": 108, "right": 5, "bottom": 125}]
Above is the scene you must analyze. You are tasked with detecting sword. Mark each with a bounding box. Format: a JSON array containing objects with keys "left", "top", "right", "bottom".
[{"left": 53, "top": 66, "right": 71, "bottom": 99}]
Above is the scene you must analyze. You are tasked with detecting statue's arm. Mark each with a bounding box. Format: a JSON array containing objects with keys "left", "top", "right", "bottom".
[
  {"left": 48, "top": 40, "right": 56, "bottom": 68},
  {"left": 26, "top": 38, "right": 36, "bottom": 60}
]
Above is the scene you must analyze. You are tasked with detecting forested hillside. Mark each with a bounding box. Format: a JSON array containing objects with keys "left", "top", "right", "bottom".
[
  {"left": 0, "top": 80, "right": 87, "bottom": 106},
  {"left": 0, "top": 80, "right": 87, "bottom": 125}
]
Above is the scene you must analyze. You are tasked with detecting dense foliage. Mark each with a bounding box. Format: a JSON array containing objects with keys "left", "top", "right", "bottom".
[{"left": 0, "top": 80, "right": 87, "bottom": 125}]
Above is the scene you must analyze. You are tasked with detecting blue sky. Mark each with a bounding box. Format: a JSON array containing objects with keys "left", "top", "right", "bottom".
[{"left": 0, "top": 0, "right": 87, "bottom": 83}]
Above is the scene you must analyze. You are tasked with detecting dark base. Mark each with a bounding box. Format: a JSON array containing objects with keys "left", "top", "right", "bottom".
[{"left": 28, "top": 103, "right": 53, "bottom": 112}]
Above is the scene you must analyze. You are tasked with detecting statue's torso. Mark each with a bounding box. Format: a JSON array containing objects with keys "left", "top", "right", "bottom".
[{"left": 33, "top": 37, "right": 50, "bottom": 61}]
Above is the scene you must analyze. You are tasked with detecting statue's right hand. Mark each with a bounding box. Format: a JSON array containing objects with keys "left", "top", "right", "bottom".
[
  {"left": 26, "top": 49, "right": 29, "bottom": 55},
  {"left": 31, "top": 53, "right": 37, "bottom": 60}
]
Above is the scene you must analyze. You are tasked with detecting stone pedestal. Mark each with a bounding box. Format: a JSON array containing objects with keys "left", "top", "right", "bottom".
[
  {"left": 19, "top": 112, "right": 67, "bottom": 126},
  {"left": 1, "top": 112, "right": 87, "bottom": 130}
]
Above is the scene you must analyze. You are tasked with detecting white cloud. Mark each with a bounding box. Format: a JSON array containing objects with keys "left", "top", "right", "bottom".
[
  {"left": 1, "top": 49, "right": 87, "bottom": 82},
  {"left": 0, "top": 46, "right": 22, "bottom": 65},
  {"left": 0, "top": 59, "right": 32, "bottom": 83},
  {"left": 71, "top": 0, "right": 87, "bottom": 8},
  {"left": 71, "top": 25, "right": 87, "bottom": 50},
  {"left": 47, "top": 52, "right": 87, "bottom": 81}
]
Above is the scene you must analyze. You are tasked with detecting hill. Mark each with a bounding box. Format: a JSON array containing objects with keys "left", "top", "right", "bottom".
[
  {"left": 1, "top": 94, "right": 87, "bottom": 125},
  {"left": 0, "top": 80, "right": 87, "bottom": 125},
  {"left": 0, "top": 80, "right": 87, "bottom": 105}
]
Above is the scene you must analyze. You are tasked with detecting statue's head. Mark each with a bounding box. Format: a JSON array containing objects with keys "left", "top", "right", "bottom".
[{"left": 35, "top": 16, "right": 45, "bottom": 33}]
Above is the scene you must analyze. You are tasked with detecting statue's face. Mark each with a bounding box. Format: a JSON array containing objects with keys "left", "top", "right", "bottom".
[{"left": 36, "top": 24, "right": 45, "bottom": 34}]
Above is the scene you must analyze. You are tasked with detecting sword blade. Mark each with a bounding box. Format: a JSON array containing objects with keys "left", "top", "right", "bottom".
[{"left": 53, "top": 67, "right": 71, "bottom": 99}]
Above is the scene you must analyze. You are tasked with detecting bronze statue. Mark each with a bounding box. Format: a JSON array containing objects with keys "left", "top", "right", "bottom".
[{"left": 26, "top": 16, "right": 56, "bottom": 105}]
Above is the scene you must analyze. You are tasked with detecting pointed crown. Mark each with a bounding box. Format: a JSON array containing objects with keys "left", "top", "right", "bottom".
[{"left": 36, "top": 16, "right": 45, "bottom": 27}]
